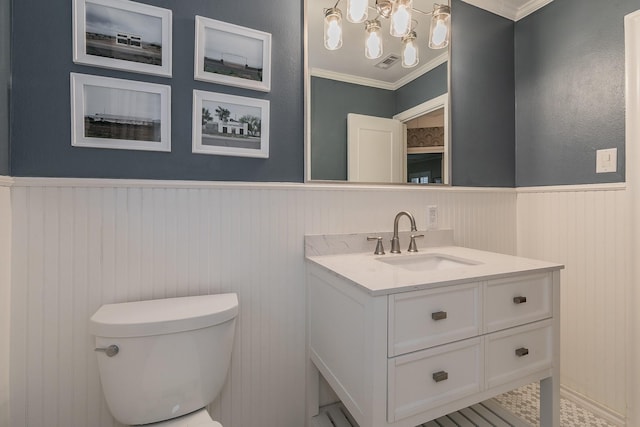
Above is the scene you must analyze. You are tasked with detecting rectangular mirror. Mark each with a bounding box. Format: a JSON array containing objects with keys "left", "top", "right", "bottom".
[{"left": 305, "top": 0, "right": 451, "bottom": 185}]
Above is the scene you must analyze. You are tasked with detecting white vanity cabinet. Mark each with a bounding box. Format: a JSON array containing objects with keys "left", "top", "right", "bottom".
[{"left": 306, "top": 241, "right": 562, "bottom": 427}]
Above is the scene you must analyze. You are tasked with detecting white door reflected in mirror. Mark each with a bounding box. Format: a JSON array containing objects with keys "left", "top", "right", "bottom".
[
  {"left": 347, "top": 92, "right": 447, "bottom": 185},
  {"left": 347, "top": 113, "right": 405, "bottom": 183}
]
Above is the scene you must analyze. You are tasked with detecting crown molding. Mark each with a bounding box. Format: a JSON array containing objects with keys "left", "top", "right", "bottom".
[
  {"left": 310, "top": 68, "right": 395, "bottom": 90},
  {"left": 461, "top": 0, "right": 553, "bottom": 21},
  {"left": 514, "top": 0, "right": 554, "bottom": 20},
  {"left": 0, "top": 176, "right": 13, "bottom": 187},
  {"left": 393, "top": 52, "right": 448, "bottom": 89},
  {"left": 310, "top": 52, "right": 448, "bottom": 91}
]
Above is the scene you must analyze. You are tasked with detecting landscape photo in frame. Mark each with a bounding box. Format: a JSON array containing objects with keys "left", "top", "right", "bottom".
[
  {"left": 194, "top": 16, "right": 271, "bottom": 92},
  {"left": 71, "top": 73, "right": 171, "bottom": 151},
  {"left": 73, "top": 0, "right": 172, "bottom": 77},
  {"left": 193, "top": 90, "right": 269, "bottom": 158}
]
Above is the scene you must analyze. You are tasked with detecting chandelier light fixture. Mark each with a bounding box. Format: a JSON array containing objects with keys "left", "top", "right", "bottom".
[
  {"left": 323, "top": 1, "right": 451, "bottom": 68},
  {"left": 324, "top": 6, "right": 344, "bottom": 50},
  {"left": 364, "top": 19, "right": 383, "bottom": 59},
  {"left": 346, "top": 0, "right": 369, "bottom": 23},
  {"left": 428, "top": 4, "right": 451, "bottom": 49},
  {"left": 401, "top": 30, "right": 419, "bottom": 67}
]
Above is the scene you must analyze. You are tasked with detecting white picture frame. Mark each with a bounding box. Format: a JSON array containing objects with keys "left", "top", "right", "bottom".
[
  {"left": 194, "top": 16, "right": 272, "bottom": 92},
  {"left": 71, "top": 73, "right": 171, "bottom": 152},
  {"left": 73, "top": 0, "right": 172, "bottom": 77},
  {"left": 193, "top": 90, "right": 270, "bottom": 158}
]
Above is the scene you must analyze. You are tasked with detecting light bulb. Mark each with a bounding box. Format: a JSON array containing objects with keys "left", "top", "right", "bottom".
[
  {"left": 365, "top": 20, "right": 383, "bottom": 59},
  {"left": 431, "top": 19, "right": 447, "bottom": 46},
  {"left": 402, "top": 32, "right": 418, "bottom": 68},
  {"left": 324, "top": 8, "right": 343, "bottom": 50},
  {"left": 429, "top": 5, "right": 450, "bottom": 49},
  {"left": 390, "top": 0, "right": 412, "bottom": 37},
  {"left": 347, "top": 0, "right": 368, "bottom": 23}
]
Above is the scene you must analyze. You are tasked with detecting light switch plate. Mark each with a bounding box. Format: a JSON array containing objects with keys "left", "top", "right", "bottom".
[{"left": 596, "top": 148, "right": 617, "bottom": 173}]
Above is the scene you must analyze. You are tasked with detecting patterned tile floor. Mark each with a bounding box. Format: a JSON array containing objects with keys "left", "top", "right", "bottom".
[{"left": 494, "top": 383, "right": 618, "bottom": 427}]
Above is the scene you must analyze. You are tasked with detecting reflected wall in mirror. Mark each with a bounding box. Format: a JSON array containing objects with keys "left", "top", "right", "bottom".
[{"left": 306, "top": 0, "right": 450, "bottom": 184}]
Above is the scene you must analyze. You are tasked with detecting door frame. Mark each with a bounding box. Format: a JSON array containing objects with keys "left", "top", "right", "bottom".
[
  {"left": 625, "top": 9, "right": 640, "bottom": 426},
  {"left": 393, "top": 93, "right": 449, "bottom": 185}
]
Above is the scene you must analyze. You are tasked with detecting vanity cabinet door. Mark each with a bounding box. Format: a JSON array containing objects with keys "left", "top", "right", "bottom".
[
  {"left": 388, "top": 283, "right": 481, "bottom": 356},
  {"left": 486, "top": 320, "right": 553, "bottom": 389},
  {"left": 484, "top": 273, "right": 552, "bottom": 333},
  {"left": 387, "top": 337, "right": 483, "bottom": 423}
]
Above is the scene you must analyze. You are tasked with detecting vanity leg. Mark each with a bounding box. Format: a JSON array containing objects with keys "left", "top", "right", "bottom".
[
  {"left": 541, "top": 270, "right": 561, "bottom": 427},
  {"left": 306, "top": 358, "right": 320, "bottom": 425},
  {"left": 540, "top": 376, "right": 560, "bottom": 427}
]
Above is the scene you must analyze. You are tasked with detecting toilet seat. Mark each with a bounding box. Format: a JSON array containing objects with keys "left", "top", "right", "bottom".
[{"left": 145, "top": 408, "right": 222, "bottom": 427}]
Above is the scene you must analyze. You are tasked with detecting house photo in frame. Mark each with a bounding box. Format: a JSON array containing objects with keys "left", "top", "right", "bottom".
[
  {"left": 71, "top": 73, "right": 171, "bottom": 151},
  {"left": 194, "top": 16, "right": 272, "bottom": 92},
  {"left": 193, "top": 90, "right": 269, "bottom": 158},
  {"left": 73, "top": 0, "right": 172, "bottom": 77}
]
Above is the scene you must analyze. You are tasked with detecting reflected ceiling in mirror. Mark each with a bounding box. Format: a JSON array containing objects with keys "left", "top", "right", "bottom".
[{"left": 308, "top": 0, "right": 449, "bottom": 86}]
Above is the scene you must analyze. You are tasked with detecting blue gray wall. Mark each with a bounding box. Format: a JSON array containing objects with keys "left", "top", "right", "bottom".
[
  {"left": 515, "top": 0, "right": 636, "bottom": 186},
  {"left": 394, "top": 62, "right": 448, "bottom": 114},
  {"left": 450, "top": 0, "right": 515, "bottom": 187},
  {"left": 0, "top": 0, "right": 9, "bottom": 175},
  {"left": 10, "top": 0, "right": 303, "bottom": 181},
  {"left": 311, "top": 64, "right": 448, "bottom": 181},
  {"left": 310, "top": 77, "right": 395, "bottom": 180},
  {"left": 8, "top": 0, "right": 635, "bottom": 186}
]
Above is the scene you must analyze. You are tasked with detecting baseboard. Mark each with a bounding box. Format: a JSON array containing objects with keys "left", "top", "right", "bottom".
[{"left": 561, "top": 385, "right": 626, "bottom": 426}]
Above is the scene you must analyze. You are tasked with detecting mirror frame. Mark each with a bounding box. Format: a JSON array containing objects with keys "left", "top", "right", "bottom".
[{"left": 303, "top": 0, "right": 452, "bottom": 186}]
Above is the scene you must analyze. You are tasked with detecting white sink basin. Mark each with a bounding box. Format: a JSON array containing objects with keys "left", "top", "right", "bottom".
[{"left": 376, "top": 253, "right": 481, "bottom": 272}]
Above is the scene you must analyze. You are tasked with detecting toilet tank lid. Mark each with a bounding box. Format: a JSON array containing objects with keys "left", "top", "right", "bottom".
[{"left": 90, "top": 293, "right": 238, "bottom": 338}]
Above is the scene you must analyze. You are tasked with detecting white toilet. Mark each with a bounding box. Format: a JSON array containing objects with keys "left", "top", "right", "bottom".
[{"left": 90, "top": 293, "right": 238, "bottom": 426}]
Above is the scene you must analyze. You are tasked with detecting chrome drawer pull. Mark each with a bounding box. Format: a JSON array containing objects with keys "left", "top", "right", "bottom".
[
  {"left": 432, "top": 371, "right": 449, "bottom": 383},
  {"left": 513, "top": 296, "right": 527, "bottom": 304},
  {"left": 515, "top": 347, "right": 529, "bottom": 357},
  {"left": 95, "top": 344, "right": 119, "bottom": 357},
  {"left": 431, "top": 311, "right": 447, "bottom": 321}
]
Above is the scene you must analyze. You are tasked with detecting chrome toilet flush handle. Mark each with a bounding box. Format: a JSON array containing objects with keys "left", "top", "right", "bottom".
[{"left": 95, "top": 344, "right": 119, "bottom": 357}]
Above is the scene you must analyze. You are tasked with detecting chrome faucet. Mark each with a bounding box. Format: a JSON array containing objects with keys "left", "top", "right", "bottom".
[{"left": 390, "top": 211, "right": 418, "bottom": 253}]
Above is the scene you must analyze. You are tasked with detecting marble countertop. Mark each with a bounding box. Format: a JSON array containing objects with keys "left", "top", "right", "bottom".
[{"left": 305, "top": 238, "right": 563, "bottom": 296}]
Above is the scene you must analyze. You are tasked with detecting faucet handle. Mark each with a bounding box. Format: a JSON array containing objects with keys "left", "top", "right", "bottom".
[
  {"left": 367, "top": 236, "right": 385, "bottom": 255},
  {"left": 408, "top": 234, "right": 424, "bottom": 252}
]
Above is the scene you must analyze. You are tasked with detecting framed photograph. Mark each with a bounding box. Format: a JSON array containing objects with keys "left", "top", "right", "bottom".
[
  {"left": 71, "top": 73, "right": 171, "bottom": 152},
  {"left": 73, "top": 0, "right": 172, "bottom": 77},
  {"left": 193, "top": 90, "right": 269, "bottom": 158},
  {"left": 194, "top": 16, "right": 271, "bottom": 92}
]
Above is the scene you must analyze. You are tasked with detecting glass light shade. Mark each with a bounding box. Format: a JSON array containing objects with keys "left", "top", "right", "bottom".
[
  {"left": 364, "top": 20, "right": 383, "bottom": 59},
  {"left": 390, "top": 0, "right": 412, "bottom": 38},
  {"left": 402, "top": 31, "right": 419, "bottom": 67},
  {"left": 324, "top": 8, "right": 343, "bottom": 50},
  {"left": 375, "top": 0, "right": 392, "bottom": 19},
  {"left": 347, "top": 0, "right": 368, "bottom": 23},
  {"left": 428, "top": 5, "right": 450, "bottom": 49}
]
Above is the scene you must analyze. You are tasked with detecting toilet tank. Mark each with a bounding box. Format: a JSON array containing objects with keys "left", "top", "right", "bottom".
[{"left": 90, "top": 294, "right": 238, "bottom": 426}]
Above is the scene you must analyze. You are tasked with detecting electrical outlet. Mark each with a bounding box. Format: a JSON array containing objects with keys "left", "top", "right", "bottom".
[{"left": 427, "top": 205, "right": 438, "bottom": 230}]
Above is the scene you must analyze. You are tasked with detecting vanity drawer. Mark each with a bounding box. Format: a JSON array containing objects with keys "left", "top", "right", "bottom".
[
  {"left": 388, "top": 337, "right": 483, "bottom": 422},
  {"left": 484, "top": 273, "right": 552, "bottom": 333},
  {"left": 486, "top": 320, "right": 553, "bottom": 389},
  {"left": 388, "top": 283, "right": 481, "bottom": 356}
]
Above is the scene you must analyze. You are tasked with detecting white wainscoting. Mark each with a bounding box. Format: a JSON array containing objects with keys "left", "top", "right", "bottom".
[
  {"left": 0, "top": 179, "right": 12, "bottom": 427},
  {"left": 8, "top": 179, "right": 516, "bottom": 427},
  {"left": 517, "top": 184, "right": 629, "bottom": 424}
]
